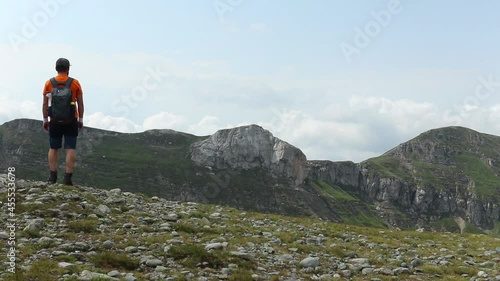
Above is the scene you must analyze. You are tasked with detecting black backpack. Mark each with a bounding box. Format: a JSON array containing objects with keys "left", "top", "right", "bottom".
[{"left": 48, "top": 77, "right": 75, "bottom": 123}]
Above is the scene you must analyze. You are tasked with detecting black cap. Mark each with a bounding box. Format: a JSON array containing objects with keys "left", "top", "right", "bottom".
[{"left": 55, "top": 58, "right": 70, "bottom": 68}]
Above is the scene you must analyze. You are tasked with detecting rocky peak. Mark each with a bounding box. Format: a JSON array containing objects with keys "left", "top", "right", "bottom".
[
  {"left": 190, "top": 125, "right": 307, "bottom": 185},
  {"left": 383, "top": 126, "right": 500, "bottom": 165}
]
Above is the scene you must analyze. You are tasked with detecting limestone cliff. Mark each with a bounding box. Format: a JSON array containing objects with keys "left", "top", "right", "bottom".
[{"left": 190, "top": 125, "right": 307, "bottom": 185}]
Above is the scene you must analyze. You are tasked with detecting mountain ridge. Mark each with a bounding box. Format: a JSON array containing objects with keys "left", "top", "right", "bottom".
[{"left": 0, "top": 118, "right": 498, "bottom": 233}]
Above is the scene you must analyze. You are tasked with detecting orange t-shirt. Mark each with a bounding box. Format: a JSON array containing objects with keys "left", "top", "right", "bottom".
[{"left": 43, "top": 74, "right": 83, "bottom": 119}]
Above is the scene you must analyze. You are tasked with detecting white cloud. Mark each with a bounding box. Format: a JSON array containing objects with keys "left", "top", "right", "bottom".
[
  {"left": 0, "top": 91, "right": 39, "bottom": 122},
  {"left": 142, "top": 112, "right": 185, "bottom": 131},
  {"left": 86, "top": 112, "right": 142, "bottom": 133},
  {"left": 187, "top": 115, "right": 221, "bottom": 136}
]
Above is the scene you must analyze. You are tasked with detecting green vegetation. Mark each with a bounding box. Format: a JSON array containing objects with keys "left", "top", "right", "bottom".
[
  {"left": 89, "top": 251, "right": 140, "bottom": 270},
  {"left": 4, "top": 259, "right": 66, "bottom": 281},
  {"left": 310, "top": 180, "right": 357, "bottom": 201},
  {"left": 228, "top": 270, "right": 254, "bottom": 281},
  {"left": 455, "top": 154, "right": 500, "bottom": 201},
  {"left": 167, "top": 244, "right": 225, "bottom": 268},
  {"left": 67, "top": 218, "right": 99, "bottom": 233},
  {"left": 429, "top": 216, "right": 461, "bottom": 233},
  {"left": 364, "top": 156, "right": 409, "bottom": 179}
]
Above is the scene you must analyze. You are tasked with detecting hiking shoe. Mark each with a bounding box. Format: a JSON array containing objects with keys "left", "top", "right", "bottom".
[
  {"left": 63, "top": 173, "right": 73, "bottom": 186},
  {"left": 47, "top": 171, "right": 57, "bottom": 184}
]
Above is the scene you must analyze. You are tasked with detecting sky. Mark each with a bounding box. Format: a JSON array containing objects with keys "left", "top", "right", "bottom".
[{"left": 1, "top": 0, "right": 500, "bottom": 162}]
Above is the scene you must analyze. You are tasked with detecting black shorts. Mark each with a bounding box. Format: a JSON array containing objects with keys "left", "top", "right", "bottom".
[{"left": 49, "top": 119, "right": 78, "bottom": 149}]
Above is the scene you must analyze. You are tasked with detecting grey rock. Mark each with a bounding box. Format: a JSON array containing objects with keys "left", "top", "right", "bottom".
[
  {"left": 165, "top": 213, "right": 179, "bottom": 221},
  {"left": 124, "top": 275, "right": 137, "bottom": 281},
  {"left": 0, "top": 232, "right": 10, "bottom": 239},
  {"left": 80, "top": 270, "right": 118, "bottom": 280},
  {"left": 341, "top": 270, "right": 352, "bottom": 278},
  {"left": 123, "top": 222, "right": 135, "bottom": 228},
  {"left": 38, "top": 237, "right": 55, "bottom": 244},
  {"left": 109, "top": 188, "right": 122, "bottom": 194},
  {"left": 479, "top": 261, "right": 495, "bottom": 267},
  {"left": 349, "top": 258, "right": 369, "bottom": 264},
  {"left": 107, "top": 270, "right": 120, "bottom": 277},
  {"left": 58, "top": 262, "right": 75, "bottom": 269},
  {"left": 29, "top": 187, "right": 42, "bottom": 194},
  {"left": 362, "top": 268, "right": 374, "bottom": 275},
  {"left": 60, "top": 203, "right": 70, "bottom": 210},
  {"left": 221, "top": 268, "right": 231, "bottom": 275},
  {"left": 146, "top": 259, "right": 163, "bottom": 267},
  {"left": 345, "top": 251, "right": 358, "bottom": 258},
  {"left": 299, "top": 257, "right": 320, "bottom": 268},
  {"left": 411, "top": 258, "right": 422, "bottom": 267},
  {"left": 96, "top": 204, "right": 112, "bottom": 216},
  {"left": 205, "top": 242, "right": 224, "bottom": 250},
  {"left": 52, "top": 251, "right": 68, "bottom": 256},
  {"left": 478, "top": 271, "right": 488, "bottom": 278},
  {"left": 277, "top": 254, "right": 294, "bottom": 261},
  {"left": 125, "top": 246, "right": 139, "bottom": 253},
  {"left": 210, "top": 212, "right": 221, "bottom": 218},
  {"left": 24, "top": 218, "right": 45, "bottom": 232},
  {"left": 74, "top": 242, "right": 90, "bottom": 251},
  {"left": 229, "top": 251, "right": 253, "bottom": 260},
  {"left": 374, "top": 267, "right": 393, "bottom": 275},
  {"left": 155, "top": 266, "right": 168, "bottom": 272},
  {"left": 167, "top": 239, "right": 184, "bottom": 244},
  {"left": 103, "top": 240, "right": 115, "bottom": 249},
  {"left": 393, "top": 267, "right": 411, "bottom": 275}
]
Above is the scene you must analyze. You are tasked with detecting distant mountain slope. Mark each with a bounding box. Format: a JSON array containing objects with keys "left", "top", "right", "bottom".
[
  {"left": 0, "top": 119, "right": 498, "bottom": 232},
  {"left": 308, "top": 126, "right": 499, "bottom": 232}
]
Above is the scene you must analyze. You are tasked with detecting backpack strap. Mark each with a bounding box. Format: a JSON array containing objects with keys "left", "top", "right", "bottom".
[
  {"left": 50, "top": 78, "right": 59, "bottom": 87},
  {"left": 50, "top": 77, "right": 73, "bottom": 88},
  {"left": 64, "top": 77, "right": 74, "bottom": 87}
]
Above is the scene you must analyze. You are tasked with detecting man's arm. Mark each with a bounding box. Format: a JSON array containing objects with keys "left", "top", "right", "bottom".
[
  {"left": 42, "top": 95, "right": 48, "bottom": 119},
  {"left": 76, "top": 93, "right": 84, "bottom": 130},
  {"left": 76, "top": 94, "right": 84, "bottom": 119},
  {"left": 42, "top": 92, "right": 49, "bottom": 131}
]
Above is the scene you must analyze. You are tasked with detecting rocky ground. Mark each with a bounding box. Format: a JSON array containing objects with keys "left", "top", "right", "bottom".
[{"left": 0, "top": 174, "right": 499, "bottom": 281}]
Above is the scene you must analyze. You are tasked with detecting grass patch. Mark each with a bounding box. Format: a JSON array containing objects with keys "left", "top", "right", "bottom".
[
  {"left": 172, "top": 222, "right": 199, "bottom": 234},
  {"left": 364, "top": 156, "right": 409, "bottom": 179},
  {"left": 167, "top": 244, "right": 224, "bottom": 268},
  {"left": 67, "top": 218, "right": 99, "bottom": 233},
  {"left": 89, "top": 251, "right": 140, "bottom": 270},
  {"left": 188, "top": 211, "right": 209, "bottom": 219},
  {"left": 4, "top": 259, "right": 65, "bottom": 281},
  {"left": 310, "top": 180, "right": 358, "bottom": 201},
  {"left": 455, "top": 154, "right": 500, "bottom": 201},
  {"left": 228, "top": 270, "right": 254, "bottom": 281},
  {"left": 421, "top": 265, "right": 444, "bottom": 275},
  {"left": 429, "top": 216, "right": 461, "bottom": 233}
]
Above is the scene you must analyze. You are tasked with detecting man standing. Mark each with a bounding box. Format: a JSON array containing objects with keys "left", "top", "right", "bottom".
[{"left": 42, "top": 58, "right": 84, "bottom": 185}]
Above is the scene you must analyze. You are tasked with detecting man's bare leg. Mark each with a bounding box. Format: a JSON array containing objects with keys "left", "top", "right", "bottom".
[{"left": 48, "top": 148, "right": 58, "bottom": 183}]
